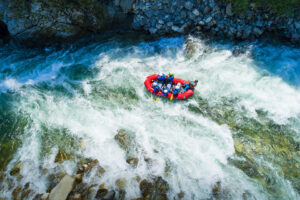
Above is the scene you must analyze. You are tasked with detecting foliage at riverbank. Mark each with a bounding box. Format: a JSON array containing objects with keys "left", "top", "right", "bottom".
[{"left": 226, "top": 0, "right": 300, "bottom": 15}]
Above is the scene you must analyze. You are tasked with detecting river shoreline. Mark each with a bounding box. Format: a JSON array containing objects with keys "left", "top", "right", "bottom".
[{"left": 0, "top": 0, "right": 299, "bottom": 47}]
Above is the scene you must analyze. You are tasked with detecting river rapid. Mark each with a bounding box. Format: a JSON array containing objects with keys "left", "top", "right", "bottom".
[{"left": 0, "top": 33, "right": 300, "bottom": 200}]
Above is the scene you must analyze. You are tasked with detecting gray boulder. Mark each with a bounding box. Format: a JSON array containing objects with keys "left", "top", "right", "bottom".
[
  {"left": 192, "top": 9, "right": 200, "bottom": 16},
  {"left": 49, "top": 175, "right": 75, "bottom": 200},
  {"left": 226, "top": 3, "right": 233, "bottom": 16},
  {"left": 253, "top": 27, "right": 263, "bottom": 36},
  {"left": 184, "top": 1, "right": 194, "bottom": 10},
  {"left": 171, "top": 25, "right": 184, "bottom": 33}
]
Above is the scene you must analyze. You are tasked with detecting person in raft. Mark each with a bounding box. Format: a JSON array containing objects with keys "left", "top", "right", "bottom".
[
  {"left": 173, "top": 83, "right": 181, "bottom": 95},
  {"left": 166, "top": 72, "right": 174, "bottom": 84},
  {"left": 184, "top": 80, "right": 198, "bottom": 91},
  {"left": 152, "top": 80, "right": 160, "bottom": 93},
  {"left": 157, "top": 73, "right": 167, "bottom": 89}
]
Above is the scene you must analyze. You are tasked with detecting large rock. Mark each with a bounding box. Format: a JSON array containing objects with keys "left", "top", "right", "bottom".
[
  {"left": 10, "top": 161, "right": 23, "bottom": 176},
  {"left": 49, "top": 175, "right": 75, "bottom": 200},
  {"left": 226, "top": 4, "right": 233, "bottom": 16},
  {"left": 184, "top": 1, "right": 194, "bottom": 10},
  {"left": 114, "top": 129, "right": 132, "bottom": 152}
]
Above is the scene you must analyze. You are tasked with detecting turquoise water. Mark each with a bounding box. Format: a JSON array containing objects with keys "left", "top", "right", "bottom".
[{"left": 0, "top": 34, "right": 300, "bottom": 199}]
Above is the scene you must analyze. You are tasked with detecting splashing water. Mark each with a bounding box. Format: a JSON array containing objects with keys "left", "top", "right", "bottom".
[{"left": 0, "top": 34, "right": 299, "bottom": 199}]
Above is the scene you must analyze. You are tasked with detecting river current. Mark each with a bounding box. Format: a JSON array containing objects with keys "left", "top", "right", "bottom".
[{"left": 0, "top": 33, "right": 299, "bottom": 199}]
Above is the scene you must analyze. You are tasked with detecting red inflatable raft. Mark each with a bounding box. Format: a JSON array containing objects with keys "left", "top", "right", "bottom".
[{"left": 144, "top": 74, "right": 194, "bottom": 100}]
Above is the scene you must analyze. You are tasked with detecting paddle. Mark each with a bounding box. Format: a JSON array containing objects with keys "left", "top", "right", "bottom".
[
  {"left": 151, "top": 92, "right": 153, "bottom": 99},
  {"left": 170, "top": 93, "right": 173, "bottom": 101},
  {"left": 155, "top": 97, "right": 159, "bottom": 101}
]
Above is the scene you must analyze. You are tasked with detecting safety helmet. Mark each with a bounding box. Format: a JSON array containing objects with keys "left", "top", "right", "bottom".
[
  {"left": 169, "top": 72, "right": 173, "bottom": 76},
  {"left": 163, "top": 89, "right": 168, "bottom": 93},
  {"left": 175, "top": 85, "right": 180, "bottom": 90},
  {"left": 153, "top": 82, "right": 157, "bottom": 86},
  {"left": 177, "top": 83, "right": 181, "bottom": 86}
]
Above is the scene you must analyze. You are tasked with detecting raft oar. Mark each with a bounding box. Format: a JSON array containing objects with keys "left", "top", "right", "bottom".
[
  {"left": 151, "top": 92, "right": 153, "bottom": 99},
  {"left": 155, "top": 97, "right": 159, "bottom": 101},
  {"left": 170, "top": 93, "right": 173, "bottom": 101}
]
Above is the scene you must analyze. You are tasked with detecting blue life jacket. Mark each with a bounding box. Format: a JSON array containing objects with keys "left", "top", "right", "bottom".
[
  {"left": 167, "top": 75, "right": 174, "bottom": 83},
  {"left": 157, "top": 74, "right": 166, "bottom": 83},
  {"left": 184, "top": 83, "right": 190, "bottom": 91},
  {"left": 173, "top": 88, "right": 180, "bottom": 95}
]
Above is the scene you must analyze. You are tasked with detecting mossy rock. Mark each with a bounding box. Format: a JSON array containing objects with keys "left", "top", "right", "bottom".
[
  {"left": 54, "top": 150, "right": 72, "bottom": 162},
  {"left": 95, "top": 188, "right": 108, "bottom": 199},
  {"left": 114, "top": 129, "right": 132, "bottom": 152},
  {"left": 116, "top": 178, "right": 126, "bottom": 190},
  {"left": 10, "top": 161, "right": 23, "bottom": 176},
  {"left": 126, "top": 157, "right": 138, "bottom": 168}
]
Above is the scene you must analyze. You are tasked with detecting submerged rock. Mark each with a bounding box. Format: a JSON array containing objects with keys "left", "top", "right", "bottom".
[
  {"left": 95, "top": 189, "right": 108, "bottom": 199},
  {"left": 212, "top": 181, "right": 221, "bottom": 196},
  {"left": 77, "top": 159, "right": 99, "bottom": 174},
  {"left": 116, "top": 178, "right": 126, "bottom": 190},
  {"left": 54, "top": 150, "right": 72, "bottom": 163},
  {"left": 12, "top": 186, "right": 22, "bottom": 199},
  {"left": 49, "top": 175, "right": 75, "bottom": 200},
  {"left": 114, "top": 129, "right": 132, "bottom": 152},
  {"left": 139, "top": 177, "right": 169, "bottom": 200},
  {"left": 126, "top": 157, "right": 139, "bottom": 168},
  {"left": 10, "top": 161, "right": 23, "bottom": 176}
]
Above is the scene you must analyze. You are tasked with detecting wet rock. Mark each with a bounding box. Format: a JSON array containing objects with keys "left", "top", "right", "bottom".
[
  {"left": 96, "top": 189, "right": 108, "bottom": 199},
  {"left": 140, "top": 179, "right": 153, "bottom": 198},
  {"left": 212, "top": 181, "right": 221, "bottom": 196},
  {"left": 234, "top": 139, "right": 244, "bottom": 153},
  {"left": 97, "top": 166, "right": 106, "bottom": 176},
  {"left": 126, "top": 157, "right": 139, "bottom": 168},
  {"left": 139, "top": 177, "right": 169, "bottom": 200},
  {"left": 116, "top": 178, "right": 126, "bottom": 190},
  {"left": 55, "top": 150, "right": 72, "bottom": 163},
  {"left": 178, "top": 192, "right": 184, "bottom": 199},
  {"left": 75, "top": 174, "right": 82, "bottom": 184},
  {"left": 10, "top": 161, "right": 23, "bottom": 176},
  {"left": 77, "top": 159, "right": 99, "bottom": 174},
  {"left": 114, "top": 129, "right": 132, "bottom": 152},
  {"left": 185, "top": 40, "right": 196, "bottom": 59},
  {"left": 49, "top": 175, "right": 75, "bottom": 200},
  {"left": 21, "top": 188, "right": 33, "bottom": 199},
  {"left": 12, "top": 186, "right": 22, "bottom": 200},
  {"left": 41, "top": 193, "right": 50, "bottom": 200},
  {"left": 69, "top": 183, "right": 91, "bottom": 199}
]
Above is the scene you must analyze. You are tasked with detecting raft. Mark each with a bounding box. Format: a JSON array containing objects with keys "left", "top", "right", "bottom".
[{"left": 144, "top": 74, "right": 194, "bottom": 100}]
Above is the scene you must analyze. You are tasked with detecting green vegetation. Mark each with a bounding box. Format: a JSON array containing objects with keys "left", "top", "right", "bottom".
[{"left": 225, "top": 0, "right": 300, "bottom": 15}]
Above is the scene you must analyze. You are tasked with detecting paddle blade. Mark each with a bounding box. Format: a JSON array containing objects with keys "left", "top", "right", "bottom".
[
  {"left": 151, "top": 92, "right": 153, "bottom": 98},
  {"left": 155, "top": 97, "right": 159, "bottom": 102},
  {"left": 170, "top": 94, "right": 173, "bottom": 101}
]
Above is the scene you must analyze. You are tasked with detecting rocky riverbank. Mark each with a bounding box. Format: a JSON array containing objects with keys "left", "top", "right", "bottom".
[{"left": 0, "top": 0, "right": 299, "bottom": 45}]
